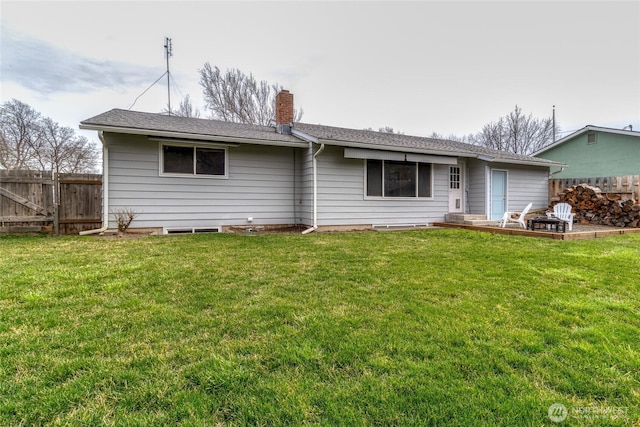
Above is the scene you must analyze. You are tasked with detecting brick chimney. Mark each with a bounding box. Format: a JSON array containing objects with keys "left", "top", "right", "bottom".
[{"left": 275, "top": 90, "right": 294, "bottom": 134}]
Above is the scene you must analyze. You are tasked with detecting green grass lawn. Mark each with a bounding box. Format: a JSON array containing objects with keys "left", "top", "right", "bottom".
[{"left": 1, "top": 229, "right": 638, "bottom": 426}]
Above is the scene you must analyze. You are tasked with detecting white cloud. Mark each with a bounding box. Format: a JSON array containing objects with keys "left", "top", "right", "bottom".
[{"left": 1, "top": 31, "right": 162, "bottom": 94}]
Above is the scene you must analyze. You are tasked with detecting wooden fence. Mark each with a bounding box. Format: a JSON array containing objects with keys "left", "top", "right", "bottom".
[
  {"left": 549, "top": 175, "right": 640, "bottom": 203},
  {"left": 57, "top": 173, "right": 103, "bottom": 234},
  {"left": 0, "top": 169, "right": 102, "bottom": 235}
]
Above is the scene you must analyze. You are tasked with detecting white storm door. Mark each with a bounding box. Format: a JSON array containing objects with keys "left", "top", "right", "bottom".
[
  {"left": 490, "top": 170, "right": 507, "bottom": 220},
  {"left": 448, "top": 165, "right": 463, "bottom": 212}
]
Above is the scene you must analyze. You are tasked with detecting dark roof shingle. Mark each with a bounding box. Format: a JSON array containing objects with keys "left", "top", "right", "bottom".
[
  {"left": 81, "top": 109, "right": 303, "bottom": 144},
  {"left": 293, "top": 122, "right": 558, "bottom": 165}
]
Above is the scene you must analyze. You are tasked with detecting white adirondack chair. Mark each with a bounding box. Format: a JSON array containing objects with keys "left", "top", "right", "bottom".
[
  {"left": 547, "top": 202, "right": 575, "bottom": 231},
  {"left": 500, "top": 203, "right": 533, "bottom": 229}
]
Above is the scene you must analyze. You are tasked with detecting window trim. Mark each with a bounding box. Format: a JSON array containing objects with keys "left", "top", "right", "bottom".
[
  {"left": 159, "top": 142, "right": 229, "bottom": 178},
  {"left": 364, "top": 159, "right": 434, "bottom": 200}
]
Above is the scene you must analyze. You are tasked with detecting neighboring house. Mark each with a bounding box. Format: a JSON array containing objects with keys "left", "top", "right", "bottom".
[
  {"left": 533, "top": 125, "right": 640, "bottom": 178},
  {"left": 79, "top": 91, "right": 561, "bottom": 233}
]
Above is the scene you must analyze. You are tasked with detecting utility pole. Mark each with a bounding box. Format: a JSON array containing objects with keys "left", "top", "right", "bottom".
[
  {"left": 164, "top": 37, "right": 173, "bottom": 115},
  {"left": 552, "top": 105, "right": 556, "bottom": 142}
]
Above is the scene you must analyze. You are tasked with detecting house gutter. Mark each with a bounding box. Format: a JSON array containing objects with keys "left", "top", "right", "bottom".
[
  {"left": 317, "top": 138, "right": 471, "bottom": 159},
  {"left": 302, "top": 143, "right": 325, "bottom": 234},
  {"left": 79, "top": 131, "right": 109, "bottom": 235},
  {"left": 79, "top": 124, "right": 307, "bottom": 148},
  {"left": 476, "top": 154, "right": 563, "bottom": 168}
]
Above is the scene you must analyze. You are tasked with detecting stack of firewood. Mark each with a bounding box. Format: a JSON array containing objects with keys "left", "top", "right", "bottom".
[{"left": 554, "top": 183, "right": 640, "bottom": 228}]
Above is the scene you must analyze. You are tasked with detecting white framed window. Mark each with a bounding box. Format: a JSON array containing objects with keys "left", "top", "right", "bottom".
[
  {"left": 366, "top": 159, "right": 432, "bottom": 198},
  {"left": 449, "top": 166, "right": 461, "bottom": 190},
  {"left": 587, "top": 131, "right": 597, "bottom": 144},
  {"left": 160, "top": 143, "right": 228, "bottom": 178}
]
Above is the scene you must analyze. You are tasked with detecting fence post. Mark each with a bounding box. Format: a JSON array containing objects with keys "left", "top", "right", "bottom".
[{"left": 53, "top": 172, "right": 59, "bottom": 235}]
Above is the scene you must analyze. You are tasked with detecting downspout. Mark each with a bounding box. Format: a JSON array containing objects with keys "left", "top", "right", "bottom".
[
  {"left": 80, "top": 131, "right": 109, "bottom": 235},
  {"left": 302, "top": 143, "right": 325, "bottom": 234}
]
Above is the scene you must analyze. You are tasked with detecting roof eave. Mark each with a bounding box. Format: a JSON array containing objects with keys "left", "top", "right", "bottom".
[
  {"left": 533, "top": 125, "right": 640, "bottom": 156},
  {"left": 316, "top": 138, "right": 474, "bottom": 158},
  {"left": 79, "top": 123, "right": 307, "bottom": 148},
  {"left": 485, "top": 157, "right": 565, "bottom": 167},
  {"left": 316, "top": 137, "right": 559, "bottom": 166}
]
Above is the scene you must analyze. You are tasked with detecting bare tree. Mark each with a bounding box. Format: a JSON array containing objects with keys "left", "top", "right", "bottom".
[
  {"left": 379, "top": 126, "right": 403, "bottom": 134},
  {"left": 363, "top": 126, "right": 405, "bottom": 134},
  {"left": 0, "top": 99, "right": 99, "bottom": 172},
  {"left": 426, "top": 132, "right": 477, "bottom": 144},
  {"left": 0, "top": 99, "right": 42, "bottom": 169},
  {"left": 470, "top": 105, "right": 557, "bottom": 155},
  {"left": 199, "top": 63, "right": 303, "bottom": 125},
  {"left": 59, "top": 135, "right": 99, "bottom": 173},
  {"left": 162, "top": 94, "right": 201, "bottom": 118}
]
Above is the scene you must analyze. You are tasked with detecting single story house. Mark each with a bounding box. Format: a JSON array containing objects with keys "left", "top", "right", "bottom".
[
  {"left": 79, "top": 91, "right": 561, "bottom": 234},
  {"left": 533, "top": 125, "right": 640, "bottom": 179}
]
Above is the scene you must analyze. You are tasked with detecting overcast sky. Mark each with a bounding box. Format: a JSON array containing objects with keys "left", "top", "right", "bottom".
[{"left": 1, "top": 0, "right": 639, "bottom": 143}]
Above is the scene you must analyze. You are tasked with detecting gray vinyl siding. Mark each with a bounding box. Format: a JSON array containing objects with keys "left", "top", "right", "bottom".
[
  {"left": 104, "top": 133, "right": 297, "bottom": 229},
  {"left": 315, "top": 146, "right": 450, "bottom": 226},
  {"left": 103, "top": 132, "right": 549, "bottom": 230},
  {"left": 500, "top": 163, "right": 549, "bottom": 211},
  {"left": 295, "top": 144, "right": 314, "bottom": 226},
  {"left": 467, "top": 158, "right": 487, "bottom": 215},
  {"left": 467, "top": 160, "right": 549, "bottom": 218}
]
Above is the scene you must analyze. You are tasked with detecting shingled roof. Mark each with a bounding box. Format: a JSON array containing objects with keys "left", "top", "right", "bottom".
[
  {"left": 80, "top": 109, "right": 561, "bottom": 167},
  {"left": 80, "top": 109, "right": 304, "bottom": 145},
  {"left": 293, "top": 122, "right": 560, "bottom": 166}
]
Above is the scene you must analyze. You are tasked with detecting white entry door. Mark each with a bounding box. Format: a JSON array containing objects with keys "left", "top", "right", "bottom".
[
  {"left": 448, "top": 165, "right": 463, "bottom": 212},
  {"left": 491, "top": 170, "right": 507, "bottom": 220}
]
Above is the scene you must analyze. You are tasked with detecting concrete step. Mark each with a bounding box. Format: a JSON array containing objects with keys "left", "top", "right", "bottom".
[
  {"left": 446, "top": 213, "right": 487, "bottom": 222},
  {"left": 445, "top": 213, "right": 500, "bottom": 226},
  {"left": 464, "top": 220, "right": 500, "bottom": 226}
]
